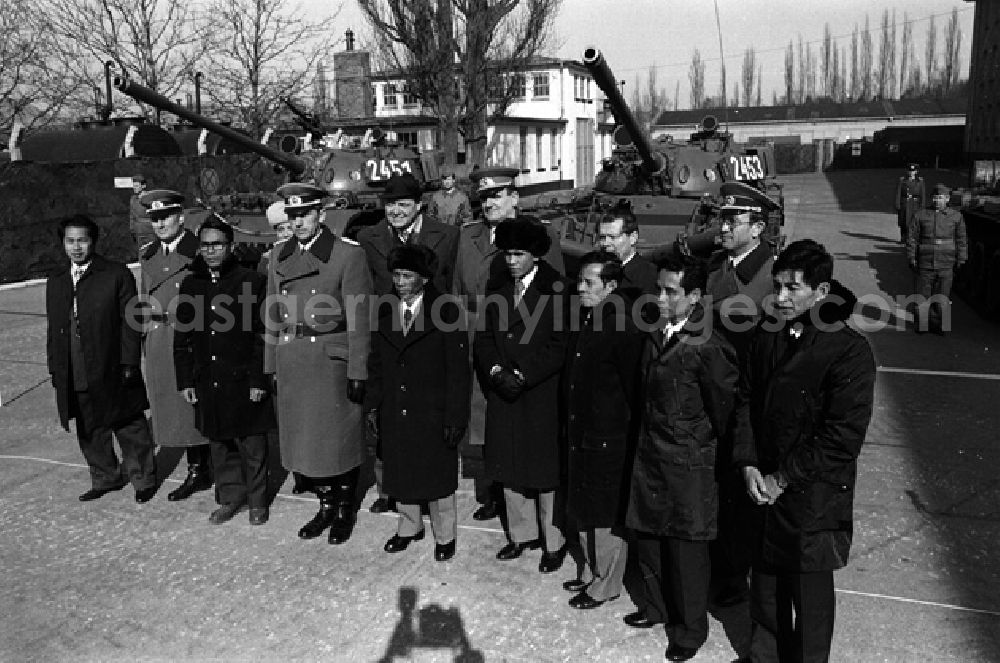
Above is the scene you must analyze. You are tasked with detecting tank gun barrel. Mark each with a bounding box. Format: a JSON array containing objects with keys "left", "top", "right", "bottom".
[
  {"left": 283, "top": 97, "right": 324, "bottom": 137},
  {"left": 114, "top": 76, "right": 308, "bottom": 176},
  {"left": 582, "top": 47, "right": 663, "bottom": 175}
]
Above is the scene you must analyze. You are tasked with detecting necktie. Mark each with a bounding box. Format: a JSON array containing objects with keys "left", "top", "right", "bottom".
[
  {"left": 403, "top": 308, "right": 413, "bottom": 335},
  {"left": 514, "top": 280, "right": 525, "bottom": 305},
  {"left": 72, "top": 266, "right": 84, "bottom": 316},
  {"left": 164, "top": 246, "right": 171, "bottom": 257}
]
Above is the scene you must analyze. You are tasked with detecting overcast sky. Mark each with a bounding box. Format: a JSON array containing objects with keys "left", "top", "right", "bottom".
[{"left": 308, "top": 0, "right": 975, "bottom": 103}]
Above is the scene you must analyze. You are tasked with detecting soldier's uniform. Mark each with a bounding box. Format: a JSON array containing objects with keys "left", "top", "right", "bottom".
[
  {"left": 895, "top": 164, "right": 926, "bottom": 244},
  {"left": 907, "top": 183, "right": 968, "bottom": 334},
  {"left": 427, "top": 169, "right": 473, "bottom": 227}
]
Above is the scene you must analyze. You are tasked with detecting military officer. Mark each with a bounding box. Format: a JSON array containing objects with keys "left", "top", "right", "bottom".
[
  {"left": 264, "top": 182, "right": 373, "bottom": 544},
  {"left": 907, "top": 183, "right": 968, "bottom": 335},
  {"left": 453, "top": 167, "right": 565, "bottom": 521},
  {"left": 139, "top": 189, "right": 213, "bottom": 502},
  {"left": 895, "top": 163, "right": 926, "bottom": 244},
  {"left": 356, "top": 172, "right": 460, "bottom": 513},
  {"left": 427, "top": 168, "right": 473, "bottom": 226}
]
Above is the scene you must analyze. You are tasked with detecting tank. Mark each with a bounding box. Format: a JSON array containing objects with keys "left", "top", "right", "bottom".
[
  {"left": 953, "top": 163, "right": 1000, "bottom": 319},
  {"left": 114, "top": 76, "right": 438, "bottom": 244},
  {"left": 531, "top": 48, "right": 785, "bottom": 264},
  {"left": 16, "top": 120, "right": 182, "bottom": 161}
]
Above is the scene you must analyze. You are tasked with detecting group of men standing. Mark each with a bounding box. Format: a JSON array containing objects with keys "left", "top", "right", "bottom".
[{"left": 48, "top": 170, "right": 878, "bottom": 662}]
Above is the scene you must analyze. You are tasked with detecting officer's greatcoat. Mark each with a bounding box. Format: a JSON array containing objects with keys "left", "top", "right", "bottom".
[
  {"left": 264, "top": 227, "right": 373, "bottom": 477},
  {"left": 140, "top": 231, "right": 207, "bottom": 448}
]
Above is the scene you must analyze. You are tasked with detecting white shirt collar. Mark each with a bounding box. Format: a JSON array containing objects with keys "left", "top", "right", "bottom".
[
  {"left": 730, "top": 241, "right": 759, "bottom": 267},
  {"left": 517, "top": 265, "right": 539, "bottom": 291},
  {"left": 400, "top": 292, "right": 424, "bottom": 314},
  {"left": 663, "top": 315, "right": 690, "bottom": 340},
  {"left": 302, "top": 229, "right": 323, "bottom": 252},
  {"left": 396, "top": 215, "right": 423, "bottom": 242},
  {"left": 163, "top": 232, "right": 185, "bottom": 254},
  {"left": 71, "top": 261, "right": 92, "bottom": 279}
]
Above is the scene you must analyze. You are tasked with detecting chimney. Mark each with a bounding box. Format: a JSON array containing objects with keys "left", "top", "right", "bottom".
[
  {"left": 346, "top": 29, "right": 355, "bottom": 51},
  {"left": 333, "top": 30, "right": 373, "bottom": 119}
]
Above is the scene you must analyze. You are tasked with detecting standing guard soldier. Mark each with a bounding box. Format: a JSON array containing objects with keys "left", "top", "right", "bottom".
[
  {"left": 139, "top": 189, "right": 213, "bottom": 501},
  {"left": 174, "top": 216, "right": 275, "bottom": 525},
  {"left": 907, "top": 183, "right": 968, "bottom": 335},
  {"left": 264, "top": 182, "right": 373, "bottom": 544},
  {"left": 895, "top": 163, "right": 926, "bottom": 244},
  {"left": 427, "top": 168, "right": 473, "bottom": 226}
]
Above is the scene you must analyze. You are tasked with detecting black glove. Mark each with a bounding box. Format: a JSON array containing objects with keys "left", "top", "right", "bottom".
[
  {"left": 347, "top": 379, "right": 366, "bottom": 404},
  {"left": 120, "top": 365, "right": 141, "bottom": 386},
  {"left": 443, "top": 426, "right": 466, "bottom": 449},
  {"left": 490, "top": 369, "right": 524, "bottom": 402},
  {"left": 366, "top": 409, "right": 380, "bottom": 440}
]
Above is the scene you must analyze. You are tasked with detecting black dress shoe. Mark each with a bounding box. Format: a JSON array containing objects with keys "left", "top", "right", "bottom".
[
  {"left": 79, "top": 483, "right": 126, "bottom": 502},
  {"left": 328, "top": 506, "right": 357, "bottom": 545},
  {"left": 472, "top": 501, "right": 499, "bottom": 521},
  {"left": 167, "top": 468, "right": 211, "bottom": 501},
  {"left": 249, "top": 507, "right": 269, "bottom": 525},
  {"left": 562, "top": 579, "right": 589, "bottom": 592},
  {"left": 134, "top": 486, "right": 157, "bottom": 503},
  {"left": 665, "top": 643, "right": 699, "bottom": 661},
  {"left": 434, "top": 539, "right": 456, "bottom": 562},
  {"left": 496, "top": 539, "right": 542, "bottom": 560},
  {"left": 538, "top": 545, "right": 568, "bottom": 573},
  {"left": 384, "top": 529, "right": 425, "bottom": 553},
  {"left": 209, "top": 503, "right": 243, "bottom": 524},
  {"left": 569, "top": 591, "right": 617, "bottom": 610},
  {"left": 369, "top": 497, "right": 395, "bottom": 514},
  {"left": 623, "top": 611, "right": 660, "bottom": 629}
]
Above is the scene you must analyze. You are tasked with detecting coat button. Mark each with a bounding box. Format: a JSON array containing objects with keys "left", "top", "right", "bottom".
[
  {"left": 211, "top": 355, "right": 216, "bottom": 360},
  {"left": 400, "top": 385, "right": 406, "bottom": 391},
  {"left": 506, "top": 333, "right": 513, "bottom": 339},
  {"left": 401, "top": 409, "right": 407, "bottom": 416},
  {"left": 281, "top": 289, "right": 287, "bottom": 295},
  {"left": 213, "top": 382, "right": 219, "bottom": 387}
]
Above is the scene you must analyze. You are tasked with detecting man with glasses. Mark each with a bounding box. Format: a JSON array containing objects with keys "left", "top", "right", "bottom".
[
  {"left": 357, "top": 172, "right": 459, "bottom": 513},
  {"left": 264, "top": 182, "right": 373, "bottom": 545},
  {"left": 139, "top": 189, "right": 213, "bottom": 503},
  {"left": 597, "top": 201, "right": 658, "bottom": 301},
  {"left": 174, "top": 216, "right": 275, "bottom": 525}
]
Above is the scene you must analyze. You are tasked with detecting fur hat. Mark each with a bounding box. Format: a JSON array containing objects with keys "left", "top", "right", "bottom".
[
  {"left": 387, "top": 244, "right": 438, "bottom": 279},
  {"left": 494, "top": 217, "right": 551, "bottom": 257}
]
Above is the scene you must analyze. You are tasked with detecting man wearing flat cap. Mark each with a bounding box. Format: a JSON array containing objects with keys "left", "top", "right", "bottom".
[
  {"left": 454, "top": 167, "right": 565, "bottom": 522},
  {"left": 356, "top": 172, "right": 459, "bottom": 513},
  {"left": 703, "top": 180, "right": 780, "bottom": 609},
  {"left": 139, "top": 188, "right": 213, "bottom": 503},
  {"left": 427, "top": 169, "right": 472, "bottom": 227},
  {"left": 474, "top": 216, "right": 570, "bottom": 573},
  {"left": 365, "top": 244, "right": 471, "bottom": 562},
  {"left": 907, "top": 183, "right": 967, "bottom": 335},
  {"left": 895, "top": 163, "right": 926, "bottom": 244},
  {"left": 264, "top": 182, "right": 374, "bottom": 544}
]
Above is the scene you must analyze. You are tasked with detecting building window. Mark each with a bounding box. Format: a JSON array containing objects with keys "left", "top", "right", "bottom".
[
  {"left": 509, "top": 74, "right": 527, "bottom": 100},
  {"left": 536, "top": 128, "right": 544, "bottom": 170},
  {"left": 384, "top": 84, "right": 398, "bottom": 108},
  {"left": 550, "top": 131, "right": 559, "bottom": 170},
  {"left": 533, "top": 74, "right": 550, "bottom": 99},
  {"left": 401, "top": 84, "right": 418, "bottom": 107},
  {"left": 519, "top": 127, "right": 528, "bottom": 172},
  {"left": 394, "top": 131, "right": 418, "bottom": 148}
]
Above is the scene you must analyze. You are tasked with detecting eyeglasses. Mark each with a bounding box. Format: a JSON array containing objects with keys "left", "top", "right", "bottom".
[
  {"left": 200, "top": 242, "right": 230, "bottom": 251},
  {"left": 719, "top": 216, "right": 753, "bottom": 229}
]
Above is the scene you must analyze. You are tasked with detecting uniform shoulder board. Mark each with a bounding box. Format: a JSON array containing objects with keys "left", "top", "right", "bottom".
[
  {"left": 140, "top": 241, "right": 158, "bottom": 260},
  {"left": 539, "top": 219, "right": 552, "bottom": 225},
  {"left": 339, "top": 236, "right": 361, "bottom": 246},
  {"left": 461, "top": 220, "right": 482, "bottom": 228}
]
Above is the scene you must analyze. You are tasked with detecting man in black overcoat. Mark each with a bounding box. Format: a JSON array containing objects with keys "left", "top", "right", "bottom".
[
  {"left": 173, "top": 216, "right": 276, "bottom": 526},
  {"left": 45, "top": 215, "right": 156, "bottom": 503}
]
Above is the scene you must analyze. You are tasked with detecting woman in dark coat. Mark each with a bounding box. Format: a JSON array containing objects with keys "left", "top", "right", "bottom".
[{"left": 365, "top": 245, "right": 471, "bottom": 562}]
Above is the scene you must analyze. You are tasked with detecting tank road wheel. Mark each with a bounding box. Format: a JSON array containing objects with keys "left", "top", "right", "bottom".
[{"left": 984, "top": 250, "right": 1000, "bottom": 319}]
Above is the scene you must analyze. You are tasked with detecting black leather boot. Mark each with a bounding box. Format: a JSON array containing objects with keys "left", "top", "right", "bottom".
[
  {"left": 298, "top": 485, "right": 336, "bottom": 539},
  {"left": 291, "top": 472, "right": 312, "bottom": 495},
  {"left": 328, "top": 468, "right": 360, "bottom": 545},
  {"left": 167, "top": 446, "right": 212, "bottom": 501}
]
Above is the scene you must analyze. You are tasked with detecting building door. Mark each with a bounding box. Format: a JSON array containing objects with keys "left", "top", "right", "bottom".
[{"left": 576, "top": 118, "right": 595, "bottom": 186}]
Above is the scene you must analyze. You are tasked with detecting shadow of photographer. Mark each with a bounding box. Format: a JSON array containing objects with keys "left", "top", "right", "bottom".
[{"left": 377, "top": 587, "right": 484, "bottom": 663}]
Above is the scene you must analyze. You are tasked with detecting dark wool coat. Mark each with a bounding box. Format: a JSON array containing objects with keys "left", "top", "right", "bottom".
[
  {"left": 356, "top": 217, "right": 460, "bottom": 295},
  {"left": 173, "top": 256, "right": 275, "bottom": 440},
  {"left": 46, "top": 255, "right": 149, "bottom": 431},
  {"left": 732, "top": 281, "right": 876, "bottom": 572},
  {"left": 263, "top": 227, "right": 373, "bottom": 477},
  {"left": 626, "top": 306, "right": 739, "bottom": 541},
  {"left": 140, "top": 231, "right": 207, "bottom": 448},
  {"left": 365, "top": 287, "right": 471, "bottom": 501},
  {"left": 621, "top": 254, "right": 660, "bottom": 300},
  {"left": 474, "top": 260, "right": 570, "bottom": 490},
  {"left": 564, "top": 294, "right": 645, "bottom": 528}
]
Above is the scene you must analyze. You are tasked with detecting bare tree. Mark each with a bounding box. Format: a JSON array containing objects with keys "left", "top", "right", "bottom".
[
  {"left": 741, "top": 47, "right": 756, "bottom": 107},
  {"left": 821, "top": 24, "right": 833, "bottom": 97},
  {"left": 943, "top": 7, "right": 962, "bottom": 93},
  {"left": 830, "top": 44, "right": 840, "bottom": 101},
  {"left": 359, "top": 0, "right": 560, "bottom": 168},
  {"left": 688, "top": 48, "right": 705, "bottom": 110},
  {"left": 797, "top": 35, "right": 806, "bottom": 104},
  {"left": 925, "top": 13, "right": 937, "bottom": 91},
  {"left": 850, "top": 24, "right": 859, "bottom": 101},
  {"left": 673, "top": 79, "right": 680, "bottom": 112},
  {"left": 44, "top": 0, "right": 211, "bottom": 122},
  {"left": 204, "top": 0, "right": 341, "bottom": 140},
  {"left": 805, "top": 43, "right": 816, "bottom": 101},
  {"left": 889, "top": 9, "right": 897, "bottom": 98},
  {"left": 841, "top": 46, "right": 848, "bottom": 102},
  {"left": 899, "top": 13, "right": 911, "bottom": 97},
  {"left": 784, "top": 40, "right": 794, "bottom": 104},
  {"left": 877, "top": 9, "right": 891, "bottom": 99},
  {"left": 756, "top": 65, "right": 762, "bottom": 107},
  {"left": 860, "top": 14, "right": 873, "bottom": 100}
]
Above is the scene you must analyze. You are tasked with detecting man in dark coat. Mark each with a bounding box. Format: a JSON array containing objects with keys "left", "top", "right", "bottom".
[
  {"left": 46, "top": 215, "right": 156, "bottom": 503},
  {"left": 365, "top": 245, "right": 471, "bottom": 562},
  {"left": 895, "top": 163, "right": 926, "bottom": 244},
  {"left": 624, "top": 254, "right": 739, "bottom": 662},
  {"left": 174, "top": 216, "right": 276, "bottom": 526},
  {"left": 597, "top": 202, "right": 658, "bottom": 300},
  {"left": 139, "top": 188, "right": 213, "bottom": 502},
  {"left": 356, "top": 172, "right": 459, "bottom": 514},
  {"left": 264, "top": 182, "right": 373, "bottom": 545},
  {"left": 562, "top": 250, "right": 645, "bottom": 610},
  {"left": 733, "top": 239, "right": 876, "bottom": 663},
  {"left": 907, "top": 183, "right": 967, "bottom": 335},
  {"left": 474, "top": 216, "right": 570, "bottom": 572}
]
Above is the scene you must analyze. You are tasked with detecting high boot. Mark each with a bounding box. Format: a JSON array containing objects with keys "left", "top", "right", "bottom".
[
  {"left": 168, "top": 445, "right": 213, "bottom": 501},
  {"left": 298, "top": 484, "right": 336, "bottom": 539},
  {"left": 291, "top": 472, "right": 313, "bottom": 495},
  {"left": 328, "top": 467, "right": 360, "bottom": 545}
]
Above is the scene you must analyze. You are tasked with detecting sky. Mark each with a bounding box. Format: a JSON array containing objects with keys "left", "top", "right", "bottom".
[{"left": 304, "top": 0, "right": 975, "bottom": 105}]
